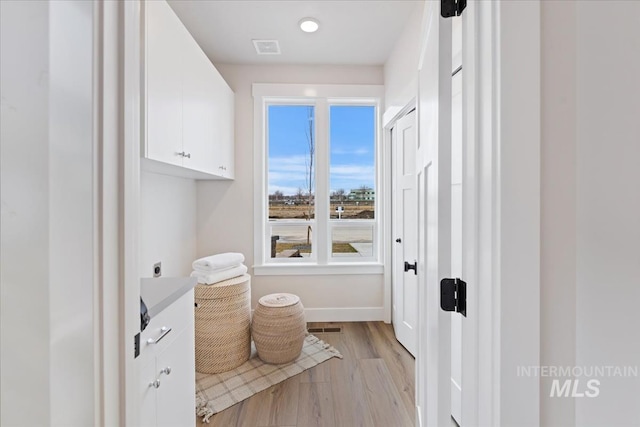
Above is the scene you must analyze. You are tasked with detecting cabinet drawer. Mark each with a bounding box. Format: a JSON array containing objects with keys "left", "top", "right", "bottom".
[{"left": 141, "top": 289, "right": 194, "bottom": 359}]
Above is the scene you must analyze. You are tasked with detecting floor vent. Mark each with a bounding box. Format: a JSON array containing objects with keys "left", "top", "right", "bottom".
[{"left": 307, "top": 326, "right": 342, "bottom": 333}]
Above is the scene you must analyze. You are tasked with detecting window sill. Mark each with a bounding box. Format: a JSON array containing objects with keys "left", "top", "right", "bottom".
[{"left": 252, "top": 263, "right": 384, "bottom": 276}]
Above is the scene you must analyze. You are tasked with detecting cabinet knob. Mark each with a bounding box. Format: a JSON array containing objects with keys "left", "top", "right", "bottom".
[
  {"left": 184, "top": 153, "right": 191, "bottom": 159},
  {"left": 160, "top": 366, "right": 172, "bottom": 376},
  {"left": 177, "top": 151, "right": 191, "bottom": 159},
  {"left": 149, "top": 379, "right": 161, "bottom": 389}
]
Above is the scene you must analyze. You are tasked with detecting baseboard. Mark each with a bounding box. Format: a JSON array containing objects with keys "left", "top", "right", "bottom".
[
  {"left": 250, "top": 307, "right": 384, "bottom": 322},
  {"left": 304, "top": 307, "right": 385, "bottom": 322},
  {"left": 250, "top": 307, "right": 385, "bottom": 322}
]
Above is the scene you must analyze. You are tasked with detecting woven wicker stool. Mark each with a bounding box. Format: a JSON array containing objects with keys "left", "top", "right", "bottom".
[
  {"left": 252, "top": 293, "right": 306, "bottom": 364},
  {"left": 194, "top": 274, "right": 251, "bottom": 374}
]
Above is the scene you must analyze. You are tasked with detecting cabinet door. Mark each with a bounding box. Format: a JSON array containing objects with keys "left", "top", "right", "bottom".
[
  {"left": 145, "top": 0, "right": 183, "bottom": 166},
  {"left": 181, "top": 34, "right": 216, "bottom": 175},
  {"left": 139, "top": 359, "right": 157, "bottom": 427},
  {"left": 156, "top": 327, "right": 196, "bottom": 427},
  {"left": 211, "top": 69, "right": 235, "bottom": 179}
]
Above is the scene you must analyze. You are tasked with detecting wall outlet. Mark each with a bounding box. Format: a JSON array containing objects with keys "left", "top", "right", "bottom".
[{"left": 153, "top": 262, "right": 162, "bottom": 278}]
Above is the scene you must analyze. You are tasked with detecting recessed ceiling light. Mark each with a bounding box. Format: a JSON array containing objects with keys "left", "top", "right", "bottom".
[{"left": 299, "top": 18, "right": 319, "bottom": 33}]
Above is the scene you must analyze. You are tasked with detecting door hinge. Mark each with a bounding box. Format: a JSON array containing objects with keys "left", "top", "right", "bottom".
[
  {"left": 440, "top": 278, "right": 467, "bottom": 316},
  {"left": 441, "top": 0, "right": 466, "bottom": 18},
  {"left": 404, "top": 260, "right": 417, "bottom": 275},
  {"left": 134, "top": 333, "right": 140, "bottom": 358}
]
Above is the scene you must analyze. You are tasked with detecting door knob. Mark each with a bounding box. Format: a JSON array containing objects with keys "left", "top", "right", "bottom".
[{"left": 395, "top": 238, "right": 402, "bottom": 243}]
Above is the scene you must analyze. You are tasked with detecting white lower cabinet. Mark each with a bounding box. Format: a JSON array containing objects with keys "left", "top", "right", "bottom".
[{"left": 139, "top": 291, "right": 195, "bottom": 426}]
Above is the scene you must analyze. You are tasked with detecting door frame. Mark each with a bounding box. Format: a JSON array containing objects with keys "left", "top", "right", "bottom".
[
  {"left": 96, "top": 0, "right": 142, "bottom": 425},
  {"left": 383, "top": 99, "right": 416, "bottom": 324},
  {"left": 452, "top": 1, "right": 542, "bottom": 426},
  {"left": 415, "top": 1, "right": 541, "bottom": 426}
]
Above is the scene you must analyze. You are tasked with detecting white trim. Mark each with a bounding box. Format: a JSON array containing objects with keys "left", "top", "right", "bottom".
[
  {"left": 122, "top": 1, "right": 142, "bottom": 425},
  {"left": 416, "top": 2, "right": 452, "bottom": 425},
  {"left": 93, "top": 2, "right": 105, "bottom": 423},
  {"left": 250, "top": 307, "right": 384, "bottom": 322},
  {"left": 253, "top": 263, "right": 383, "bottom": 276},
  {"left": 96, "top": 1, "right": 121, "bottom": 424},
  {"left": 461, "top": 1, "right": 480, "bottom": 426},
  {"left": 304, "top": 307, "right": 384, "bottom": 322},
  {"left": 253, "top": 83, "right": 384, "bottom": 100},
  {"left": 316, "top": 99, "right": 329, "bottom": 265},
  {"left": 457, "top": 2, "right": 541, "bottom": 426}
]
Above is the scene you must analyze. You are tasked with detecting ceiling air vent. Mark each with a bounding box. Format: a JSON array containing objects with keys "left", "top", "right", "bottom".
[{"left": 253, "top": 39, "right": 281, "bottom": 55}]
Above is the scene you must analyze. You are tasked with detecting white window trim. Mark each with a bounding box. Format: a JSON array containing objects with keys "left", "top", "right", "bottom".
[{"left": 252, "top": 83, "right": 385, "bottom": 276}]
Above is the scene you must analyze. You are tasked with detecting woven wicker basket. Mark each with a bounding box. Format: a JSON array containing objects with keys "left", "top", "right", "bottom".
[
  {"left": 195, "top": 274, "right": 251, "bottom": 374},
  {"left": 252, "top": 293, "right": 306, "bottom": 364}
]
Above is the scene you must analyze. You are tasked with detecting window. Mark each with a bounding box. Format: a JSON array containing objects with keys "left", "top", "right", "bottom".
[{"left": 254, "top": 84, "right": 384, "bottom": 274}]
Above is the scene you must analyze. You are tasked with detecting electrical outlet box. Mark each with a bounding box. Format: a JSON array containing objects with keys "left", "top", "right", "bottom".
[{"left": 153, "top": 262, "right": 162, "bottom": 278}]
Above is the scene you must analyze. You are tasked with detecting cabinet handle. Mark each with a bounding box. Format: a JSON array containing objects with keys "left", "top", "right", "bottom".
[
  {"left": 184, "top": 153, "right": 191, "bottom": 158},
  {"left": 146, "top": 326, "right": 172, "bottom": 345},
  {"left": 219, "top": 166, "right": 227, "bottom": 171},
  {"left": 160, "top": 366, "right": 172, "bottom": 376},
  {"left": 149, "top": 379, "right": 161, "bottom": 389},
  {"left": 176, "top": 151, "right": 191, "bottom": 159}
]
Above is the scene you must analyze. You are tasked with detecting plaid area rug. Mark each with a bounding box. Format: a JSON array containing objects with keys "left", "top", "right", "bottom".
[{"left": 195, "top": 334, "right": 342, "bottom": 423}]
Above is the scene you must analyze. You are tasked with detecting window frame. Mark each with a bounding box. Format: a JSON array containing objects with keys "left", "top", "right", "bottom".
[{"left": 253, "top": 83, "right": 385, "bottom": 276}]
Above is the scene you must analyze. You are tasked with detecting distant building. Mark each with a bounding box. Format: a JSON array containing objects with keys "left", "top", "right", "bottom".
[{"left": 348, "top": 187, "right": 375, "bottom": 201}]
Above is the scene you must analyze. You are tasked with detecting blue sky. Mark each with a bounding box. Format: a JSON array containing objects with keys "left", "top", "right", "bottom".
[{"left": 268, "top": 105, "right": 375, "bottom": 196}]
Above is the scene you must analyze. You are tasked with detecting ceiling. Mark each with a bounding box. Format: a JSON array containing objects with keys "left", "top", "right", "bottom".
[{"left": 167, "top": 0, "right": 420, "bottom": 66}]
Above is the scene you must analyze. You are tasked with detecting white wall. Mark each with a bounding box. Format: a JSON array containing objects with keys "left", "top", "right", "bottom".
[
  {"left": 1, "top": 1, "right": 95, "bottom": 425},
  {"left": 499, "top": 2, "right": 541, "bottom": 424},
  {"left": 383, "top": 1, "right": 424, "bottom": 121},
  {"left": 540, "top": 1, "right": 577, "bottom": 425},
  {"left": 196, "top": 64, "right": 385, "bottom": 317},
  {"left": 574, "top": 2, "right": 640, "bottom": 424},
  {"left": 140, "top": 172, "right": 197, "bottom": 277},
  {"left": 541, "top": 1, "right": 640, "bottom": 425},
  {"left": 1, "top": 1, "right": 51, "bottom": 423}
]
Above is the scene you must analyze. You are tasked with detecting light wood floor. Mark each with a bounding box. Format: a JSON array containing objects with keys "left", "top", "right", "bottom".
[{"left": 197, "top": 321, "right": 415, "bottom": 427}]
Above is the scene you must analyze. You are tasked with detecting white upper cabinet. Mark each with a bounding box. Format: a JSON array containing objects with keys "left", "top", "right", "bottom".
[
  {"left": 143, "top": 0, "right": 234, "bottom": 180},
  {"left": 181, "top": 28, "right": 216, "bottom": 175},
  {"left": 145, "top": 0, "right": 183, "bottom": 167},
  {"left": 210, "top": 67, "right": 235, "bottom": 179}
]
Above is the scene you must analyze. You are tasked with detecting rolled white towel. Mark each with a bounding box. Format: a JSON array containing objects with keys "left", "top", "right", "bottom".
[
  {"left": 192, "top": 264, "right": 239, "bottom": 274},
  {"left": 192, "top": 252, "right": 245, "bottom": 272},
  {"left": 191, "top": 264, "right": 248, "bottom": 285}
]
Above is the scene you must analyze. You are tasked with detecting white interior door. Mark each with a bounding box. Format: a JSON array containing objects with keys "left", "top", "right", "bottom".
[
  {"left": 450, "top": 69, "right": 463, "bottom": 425},
  {"left": 416, "top": 2, "right": 452, "bottom": 426},
  {"left": 392, "top": 110, "right": 418, "bottom": 357}
]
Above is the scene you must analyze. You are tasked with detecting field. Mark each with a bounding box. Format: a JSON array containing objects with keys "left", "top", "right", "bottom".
[{"left": 269, "top": 202, "right": 375, "bottom": 220}]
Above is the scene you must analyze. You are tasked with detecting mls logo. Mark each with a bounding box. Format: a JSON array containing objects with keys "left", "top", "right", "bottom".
[{"left": 550, "top": 379, "right": 600, "bottom": 398}]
